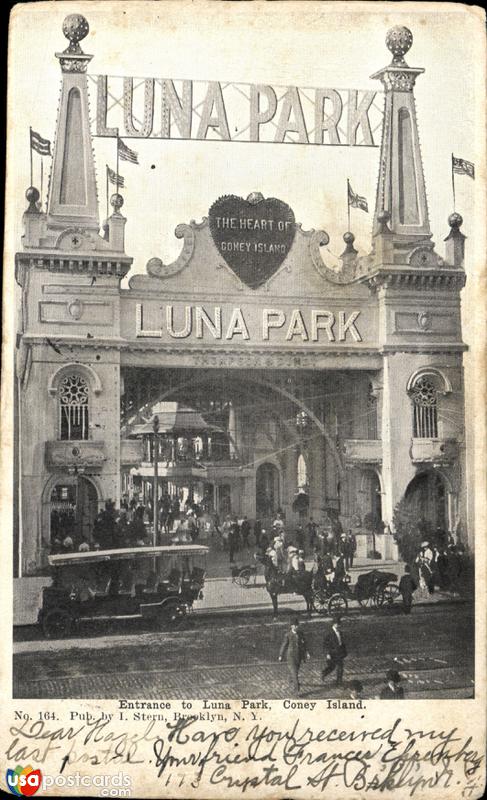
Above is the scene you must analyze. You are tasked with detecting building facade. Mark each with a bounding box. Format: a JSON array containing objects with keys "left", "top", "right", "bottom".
[{"left": 15, "top": 18, "right": 469, "bottom": 575}]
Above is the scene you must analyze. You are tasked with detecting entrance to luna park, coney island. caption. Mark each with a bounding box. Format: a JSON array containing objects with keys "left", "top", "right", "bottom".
[{"left": 14, "top": 15, "right": 470, "bottom": 581}]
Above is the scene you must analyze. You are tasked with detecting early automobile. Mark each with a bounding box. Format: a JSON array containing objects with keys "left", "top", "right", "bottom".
[{"left": 38, "top": 544, "right": 209, "bottom": 638}]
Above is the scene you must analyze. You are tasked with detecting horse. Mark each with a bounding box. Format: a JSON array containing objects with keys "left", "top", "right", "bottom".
[{"left": 261, "top": 556, "right": 314, "bottom": 619}]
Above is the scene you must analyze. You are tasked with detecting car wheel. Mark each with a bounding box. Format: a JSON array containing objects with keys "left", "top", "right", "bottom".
[{"left": 42, "top": 608, "right": 72, "bottom": 639}]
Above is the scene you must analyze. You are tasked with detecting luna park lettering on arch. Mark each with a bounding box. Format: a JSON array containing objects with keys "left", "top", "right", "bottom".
[{"left": 135, "top": 304, "right": 362, "bottom": 343}]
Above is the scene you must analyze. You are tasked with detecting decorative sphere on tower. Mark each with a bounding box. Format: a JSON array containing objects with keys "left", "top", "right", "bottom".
[
  {"left": 25, "top": 186, "right": 40, "bottom": 205},
  {"left": 385, "top": 26, "right": 413, "bottom": 65},
  {"left": 62, "top": 14, "right": 89, "bottom": 51},
  {"left": 448, "top": 212, "right": 463, "bottom": 229},
  {"left": 343, "top": 231, "right": 355, "bottom": 245},
  {"left": 110, "top": 193, "right": 124, "bottom": 213},
  {"left": 25, "top": 186, "right": 40, "bottom": 212}
]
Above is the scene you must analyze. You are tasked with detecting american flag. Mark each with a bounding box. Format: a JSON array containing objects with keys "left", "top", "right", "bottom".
[
  {"left": 106, "top": 165, "right": 125, "bottom": 188},
  {"left": 30, "top": 128, "right": 51, "bottom": 156},
  {"left": 452, "top": 155, "right": 475, "bottom": 179},
  {"left": 118, "top": 138, "right": 139, "bottom": 164}
]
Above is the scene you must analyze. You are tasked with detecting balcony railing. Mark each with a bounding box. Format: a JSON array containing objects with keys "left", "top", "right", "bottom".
[
  {"left": 343, "top": 439, "right": 382, "bottom": 465},
  {"left": 45, "top": 440, "right": 107, "bottom": 470},
  {"left": 410, "top": 438, "right": 458, "bottom": 465}
]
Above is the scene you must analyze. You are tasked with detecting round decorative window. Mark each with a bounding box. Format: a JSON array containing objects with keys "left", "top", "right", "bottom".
[
  {"left": 59, "top": 374, "right": 89, "bottom": 405},
  {"left": 411, "top": 376, "right": 437, "bottom": 407}
]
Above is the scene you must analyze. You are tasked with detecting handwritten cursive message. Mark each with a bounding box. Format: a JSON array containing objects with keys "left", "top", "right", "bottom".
[{"left": 5, "top": 714, "right": 484, "bottom": 798}]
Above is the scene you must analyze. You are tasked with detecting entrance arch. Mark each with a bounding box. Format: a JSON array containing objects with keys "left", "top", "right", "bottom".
[
  {"left": 139, "top": 372, "right": 345, "bottom": 475},
  {"left": 256, "top": 462, "right": 280, "bottom": 517},
  {"left": 404, "top": 470, "right": 449, "bottom": 534},
  {"left": 42, "top": 474, "right": 101, "bottom": 553}
]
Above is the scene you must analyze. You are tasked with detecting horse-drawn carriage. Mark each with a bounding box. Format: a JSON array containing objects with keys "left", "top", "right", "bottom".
[{"left": 312, "top": 568, "right": 400, "bottom": 616}]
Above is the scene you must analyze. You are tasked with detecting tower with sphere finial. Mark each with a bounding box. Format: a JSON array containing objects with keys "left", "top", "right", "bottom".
[
  {"left": 47, "top": 13, "right": 98, "bottom": 229},
  {"left": 371, "top": 26, "right": 432, "bottom": 249}
]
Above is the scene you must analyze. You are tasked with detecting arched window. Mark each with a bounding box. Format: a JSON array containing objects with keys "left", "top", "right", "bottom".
[
  {"left": 59, "top": 374, "right": 89, "bottom": 440},
  {"left": 297, "top": 453, "right": 307, "bottom": 488},
  {"left": 411, "top": 375, "right": 438, "bottom": 438}
]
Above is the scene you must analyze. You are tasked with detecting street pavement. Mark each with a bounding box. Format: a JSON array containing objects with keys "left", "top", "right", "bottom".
[{"left": 13, "top": 602, "right": 474, "bottom": 700}]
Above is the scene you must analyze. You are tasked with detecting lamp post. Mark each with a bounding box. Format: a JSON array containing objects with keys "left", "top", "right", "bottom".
[{"left": 152, "top": 415, "right": 159, "bottom": 545}]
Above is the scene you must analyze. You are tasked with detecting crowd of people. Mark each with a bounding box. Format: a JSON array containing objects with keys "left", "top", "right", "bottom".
[
  {"left": 50, "top": 500, "right": 466, "bottom": 608},
  {"left": 414, "top": 538, "right": 465, "bottom": 595}
]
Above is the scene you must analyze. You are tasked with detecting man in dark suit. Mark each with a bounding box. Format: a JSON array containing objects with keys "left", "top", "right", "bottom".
[
  {"left": 322, "top": 616, "right": 347, "bottom": 686},
  {"left": 279, "top": 617, "right": 310, "bottom": 694},
  {"left": 379, "top": 669, "right": 405, "bottom": 699}
]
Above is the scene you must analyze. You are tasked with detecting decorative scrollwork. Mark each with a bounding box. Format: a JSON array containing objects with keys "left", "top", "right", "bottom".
[
  {"left": 146, "top": 223, "right": 196, "bottom": 278},
  {"left": 309, "top": 230, "right": 356, "bottom": 284}
]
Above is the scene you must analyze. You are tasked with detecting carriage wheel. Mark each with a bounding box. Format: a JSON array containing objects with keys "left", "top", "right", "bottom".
[
  {"left": 328, "top": 593, "right": 348, "bottom": 615},
  {"left": 235, "top": 568, "right": 252, "bottom": 587},
  {"left": 42, "top": 608, "right": 72, "bottom": 639},
  {"left": 163, "top": 599, "right": 188, "bottom": 627},
  {"left": 312, "top": 589, "right": 329, "bottom": 616},
  {"left": 357, "top": 594, "right": 374, "bottom": 608},
  {"left": 380, "top": 582, "right": 401, "bottom": 606}
]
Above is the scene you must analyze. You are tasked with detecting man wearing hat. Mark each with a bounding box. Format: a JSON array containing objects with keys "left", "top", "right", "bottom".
[
  {"left": 279, "top": 617, "right": 310, "bottom": 695},
  {"left": 322, "top": 616, "right": 348, "bottom": 687},
  {"left": 379, "top": 669, "right": 404, "bottom": 699}
]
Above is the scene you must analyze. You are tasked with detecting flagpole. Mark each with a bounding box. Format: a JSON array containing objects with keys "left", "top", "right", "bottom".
[
  {"left": 347, "top": 178, "right": 351, "bottom": 231},
  {"left": 106, "top": 165, "right": 109, "bottom": 220},
  {"left": 29, "top": 127, "right": 33, "bottom": 187},
  {"left": 451, "top": 153, "right": 456, "bottom": 212},
  {"left": 116, "top": 132, "right": 120, "bottom": 190},
  {"left": 40, "top": 158, "right": 43, "bottom": 210}
]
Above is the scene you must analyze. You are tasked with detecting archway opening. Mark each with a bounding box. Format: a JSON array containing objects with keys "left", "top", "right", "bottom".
[
  {"left": 404, "top": 471, "right": 447, "bottom": 535},
  {"left": 49, "top": 475, "right": 99, "bottom": 550}
]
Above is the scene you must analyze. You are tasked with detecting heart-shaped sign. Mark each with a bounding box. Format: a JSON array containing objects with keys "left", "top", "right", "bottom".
[{"left": 209, "top": 193, "right": 296, "bottom": 289}]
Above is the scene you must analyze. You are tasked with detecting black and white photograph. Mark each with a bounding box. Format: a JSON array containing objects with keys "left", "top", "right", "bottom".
[{"left": 2, "top": 2, "right": 485, "bottom": 798}]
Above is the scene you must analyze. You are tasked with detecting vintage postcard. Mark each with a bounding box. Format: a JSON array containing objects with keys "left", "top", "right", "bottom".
[{"left": 1, "top": 1, "right": 486, "bottom": 798}]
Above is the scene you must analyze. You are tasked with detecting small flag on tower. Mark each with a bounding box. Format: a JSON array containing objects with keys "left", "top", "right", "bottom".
[
  {"left": 452, "top": 155, "right": 475, "bottom": 179},
  {"left": 30, "top": 128, "right": 51, "bottom": 156},
  {"left": 118, "top": 138, "right": 139, "bottom": 164},
  {"left": 106, "top": 165, "right": 125, "bottom": 188},
  {"left": 347, "top": 181, "right": 368, "bottom": 213}
]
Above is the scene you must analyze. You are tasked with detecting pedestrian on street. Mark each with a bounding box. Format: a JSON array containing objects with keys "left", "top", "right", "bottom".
[
  {"left": 253, "top": 519, "right": 262, "bottom": 547},
  {"left": 339, "top": 533, "right": 350, "bottom": 568},
  {"left": 347, "top": 531, "right": 357, "bottom": 568},
  {"left": 399, "top": 564, "right": 417, "bottom": 614},
  {"left": 296, "top": 525, "right": 305, "bottom": 553},
  {"left": 228, "top": 517, "right": 239, "bottom": 563},
  {"left": 306, "top": 517, "right": 317, "bottom": 549},
  {"left": 279, "top": 617, "right": 310, "bottom": 695},
  {"left": 321, "top": 616, "right": 347, "bottom": 687},
  {"left": 334, "top": 553, "right": 346, "bottom": 585},
  {"left": 379, "top": 669, "right": 404, "bottom": 699},
  {"left": 240, "top": 515, "right": 251, "bottom": 549}
]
